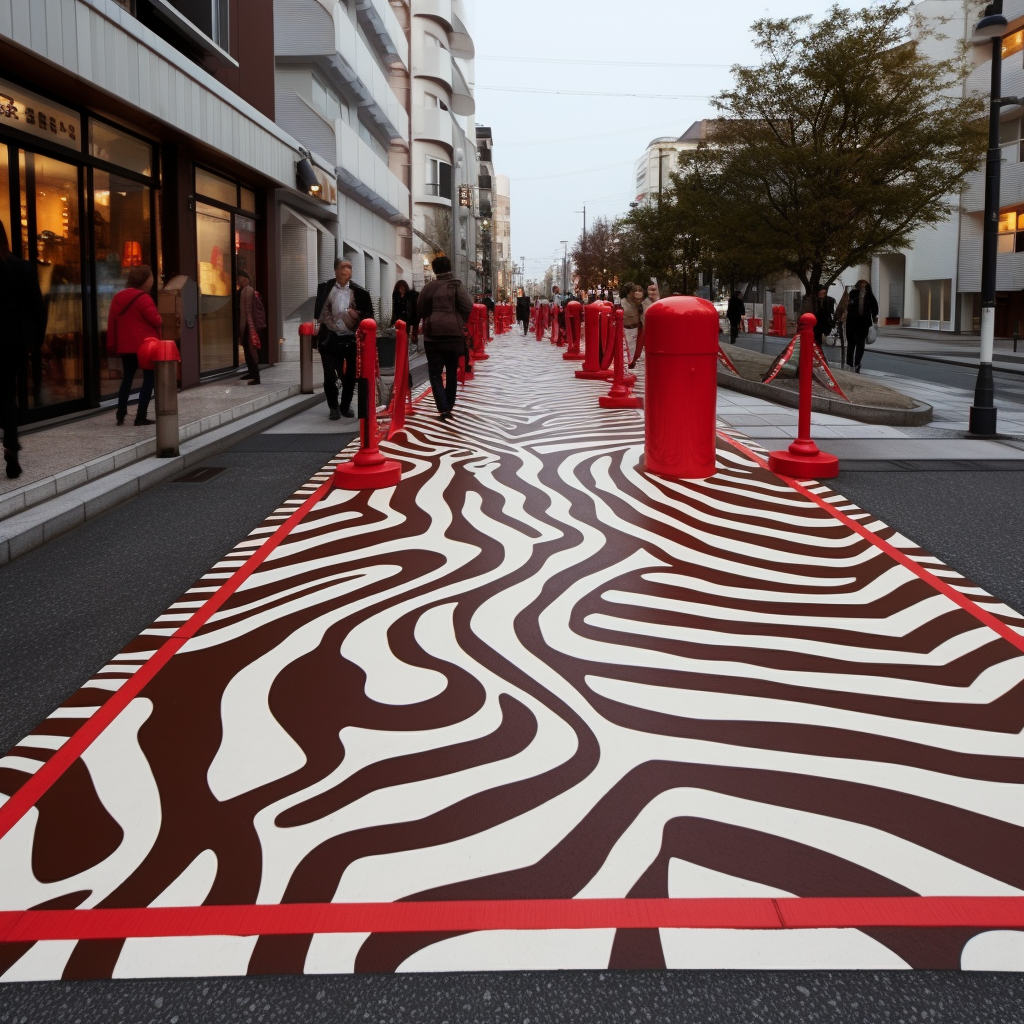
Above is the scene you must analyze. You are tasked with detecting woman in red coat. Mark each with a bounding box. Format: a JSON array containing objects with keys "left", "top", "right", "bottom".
[{"left": 107, "top": 264, "right": 162, "bottom": 425}]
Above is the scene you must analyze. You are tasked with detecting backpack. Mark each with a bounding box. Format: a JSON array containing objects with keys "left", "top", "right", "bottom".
[{"left": 251, "top": 290, "right": 267, "bottom": 332}]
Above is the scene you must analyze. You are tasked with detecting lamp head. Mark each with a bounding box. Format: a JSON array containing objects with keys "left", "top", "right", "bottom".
[{"left": 972, "top": 13, "right": 1008, "bottom": 43}]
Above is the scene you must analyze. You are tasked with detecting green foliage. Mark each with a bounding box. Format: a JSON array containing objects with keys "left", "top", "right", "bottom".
[{"left": 698, "top": 1, "right": 986, "bottom": 295}]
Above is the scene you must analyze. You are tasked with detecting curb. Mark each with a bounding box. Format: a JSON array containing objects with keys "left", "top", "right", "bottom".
[
  {"left": 0, "top": 392, "right": 325, "bottom": 567},
  {"left": 717, "top": 369, "right": 934, "bottom": 427},
  {"left": 0, "top": 383, "right": 311, "bottom": 524}
]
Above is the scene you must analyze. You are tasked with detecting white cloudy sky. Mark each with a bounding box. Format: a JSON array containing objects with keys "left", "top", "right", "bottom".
[{"left": 471, "top": 0, "right": 864, "bottom": 283}]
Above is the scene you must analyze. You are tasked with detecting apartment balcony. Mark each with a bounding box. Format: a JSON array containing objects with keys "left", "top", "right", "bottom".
[
  {"left": 478, "top": 174, "right": 492, "bottom": 191},
  {"left": 336, "top": 117, "right": 411, "bottom": 223},
  {"left": 414, "top": 41, "right": 453, "bottom": 90},
  {"left": 413, "top": 106, "right": 454, "bottom": 151},
  {"left": 414, "top": 0, "right": 453, "bottom": 32},
  {"left": 355, "top": 0, "right": 409, "bottom": 70}
]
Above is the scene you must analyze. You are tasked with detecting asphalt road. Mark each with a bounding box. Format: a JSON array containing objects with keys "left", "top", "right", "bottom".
[{"left": 1, "top": 381, "right": 1023, "bottom": 1021}]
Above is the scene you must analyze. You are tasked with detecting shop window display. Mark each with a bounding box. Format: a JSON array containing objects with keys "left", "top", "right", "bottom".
[
  {"left": 197, "top": 201, "right": 233, "bottom": 372},
  {"left": 94, "top": 169, "right": 151, "bottom": 396}
]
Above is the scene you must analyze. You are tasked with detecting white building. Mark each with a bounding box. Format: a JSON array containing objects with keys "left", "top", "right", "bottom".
[
  {"left": 494, "top": 173, "right": 512, "bottom": 298},
  {"left": 274, "top": 0, "right": 412, "bottom": 339},
  {"left": 409, "top": 0, "right": 478, "bottom": 290},
  {"left": 632, "top": 121, "right": 706, "bottom": 206}
]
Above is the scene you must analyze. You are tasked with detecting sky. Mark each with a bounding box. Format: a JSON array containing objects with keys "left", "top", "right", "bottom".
[{"left": 471, "top": 0, "right": 859, "bottom": 286}]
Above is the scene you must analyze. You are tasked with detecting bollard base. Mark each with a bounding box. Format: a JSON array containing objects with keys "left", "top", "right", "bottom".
[
  {"left": 562, "top": 351, "right": 585, "bottom": 361},
  {"left": 599, "top": 394, "right": 643, "bottom": 410},
  {"left": 768, "top": 448, "right": 840, "bottom": 479},
  {"left": 575, "top": 369, "right": 614, "bottom": 380},
  {"left": 639, "top": 453, "right": 716, "bottom": 482},
  {"left": 475, "top": 351, "right": 490, "bottom": 361},
  {"left": 334, "top": 459, "right": 403, "bottom": 490}
]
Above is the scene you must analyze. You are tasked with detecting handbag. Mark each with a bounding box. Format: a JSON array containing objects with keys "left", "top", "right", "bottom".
[
  {"left": 247, "top": 319, "right": 262, "bottom": 351},
  {"left": 866, "top": 324, "right": 878, "bottom": 345}
]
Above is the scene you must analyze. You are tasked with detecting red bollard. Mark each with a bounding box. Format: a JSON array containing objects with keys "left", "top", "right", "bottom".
[
  {"left": 550, "top": 305, "right": 561, "bottom": 346},
  {"left": 534, "top": 303, "right": 544, "bottom": 341},
  {"left": 472, "top": 303, "right": 490, "bottom": 361},
  {"left": 642, "top": 296, "right": 719, "bottom": 481},
  {"left": 563, "top": 301, "right": 584, "bottom": 360},
  {"left": 576, "top": 301, "right": 614, "bottom": 379},
  {"left": 767, "top": 314, "right": 840, "bottom": 479},
  {"left": 335, "top": 319, "right": 403, "bottom": 490},
  {"left": 599, "top": 308, "right": 643, "bottom": 409}
]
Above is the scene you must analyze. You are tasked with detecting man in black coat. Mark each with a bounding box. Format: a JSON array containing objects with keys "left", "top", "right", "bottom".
[
  {"left": 726, "top": 292, "right": 746, "bottom": 344},
  {"left": 515, "top": 294, "right": 531, "bottom": 335},
  {"left": 314, "top": 258, "right": 375, "bottom": 419},
  {"left": 0, "top": 222, "right": 46, "bottom": 479}
]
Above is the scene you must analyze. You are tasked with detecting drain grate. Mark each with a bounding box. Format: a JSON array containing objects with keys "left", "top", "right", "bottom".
[{"left": 174, "top": 466, "right": 227, "bottom": 484}]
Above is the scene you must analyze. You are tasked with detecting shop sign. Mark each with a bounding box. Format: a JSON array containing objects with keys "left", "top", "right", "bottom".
[
  {"left": 313, "top": 166, "right": 337, "bottom": 204},
  {"left": 0, "top": 77, "right": 81, "bottom": 151},
  {"left": 459, "top": 185, "right": 472, "bottom": 208}
]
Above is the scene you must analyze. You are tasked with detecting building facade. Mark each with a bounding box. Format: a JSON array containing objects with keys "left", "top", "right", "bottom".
[
  {"left": 631, "top": 122, "right": 705, "bottom": 207},
  {"left": 273, "top": 0, "right": 412, "bottom": 343},
  {"left": 0, "top": 0, "right": 312, "bottom": 424},
  {"left": 408, "top": 0, "right": 477, "bottom": 291},
  {"left": 493, "top": 173, "right": 511, "bottom": 299}
]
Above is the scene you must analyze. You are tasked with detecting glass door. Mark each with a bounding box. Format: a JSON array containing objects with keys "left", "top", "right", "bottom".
[
  {"left": 196, "top": 201, "right": 234, "bottom": 372},
  {"left": 18, "top": 151, "right": 85, "bottom": 413}
]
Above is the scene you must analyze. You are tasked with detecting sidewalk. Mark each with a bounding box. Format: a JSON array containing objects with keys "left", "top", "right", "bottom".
[{"left": 872, "top": 327, "right": 1024, "bottom": 375}]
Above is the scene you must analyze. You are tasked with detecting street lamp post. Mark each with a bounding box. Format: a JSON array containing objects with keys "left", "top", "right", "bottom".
[{"left": 970, "top": 5, "right": 1014, "bottom": 436}]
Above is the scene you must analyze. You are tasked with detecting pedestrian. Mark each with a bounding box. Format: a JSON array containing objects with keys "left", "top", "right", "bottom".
[
  {"left": 0, "top": 221, "right": 46, "bottom": 479},
  {"left": 106, "top": 263, "right": 163, "bottom": 428},
  {"left": 515, "top": 292, "right": 531, "bottom": 335},
  {"left": 621, "top": 283, "right": 645, "bottom": 369},
  {"left": 643, "top": 281, "right": 660, "bottom": 311},
  {"left": 835, "top": 286, "right": 850, "bottom": 365},
  {"left": 313, "top": 258, "right": 375, "bottom": 420},
  {"left": 416, "top": 255, "right": 473, "bottom": 421},
  {"left": 235, "top": 270, "right": 263, "bottom": 386},
  {"left": 391, "top": 279, "right": 419, "bottom": 346},
  {"left": 726, "top": 291, "right": 745, "bottom": 344},
  {"left": 813, "top": 285, "right": 836, "bottom": 348},
  {"left": 845, "top": 279, "right": 878, "bottom": 373}
]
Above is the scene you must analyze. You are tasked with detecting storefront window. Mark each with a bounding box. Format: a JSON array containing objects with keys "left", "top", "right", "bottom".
[
  {"left": 235, "top": 214, "right": 256, "bottom": 365},
  {"left": 196, "top": 167, "right": 237, "bottom": 207},
  {"left": 89, "top": 121, "right": 153, "bottom": 177},
  {"left": 0, "top": 144, "right": 10, "bottom": 246},
  {"left": 240, "top": 187, "right": 255, "bottom": 213},
  {"left": 94, "top": 169, "right": 152, "bottom": 395},
  {"left": 196, "top": 201, "right": 233, "bottom": 372}
]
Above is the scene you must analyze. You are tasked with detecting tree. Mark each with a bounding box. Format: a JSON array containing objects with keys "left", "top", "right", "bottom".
[
  {"left": 570, "top": 217, "right": 620, "bottom": 293},
  {"left": 695, "top": 1, "right": 985, "bottom": 297}
]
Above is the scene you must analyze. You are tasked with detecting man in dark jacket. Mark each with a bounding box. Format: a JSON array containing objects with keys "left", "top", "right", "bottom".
[
  {"left": 515, "top": 293, "right": 531, "bottom": 335},
  {"left": 726, "top": 292, "right": 745, "bottom": 344},
  {"left": 0, "top": 222, "right": 46, "bottom": 479},
  {"left": 314, "top": 258, "right": 375, "bottom": 420},
  {"left": 417, "top": 255, "right": 473, "bottom": 420}
]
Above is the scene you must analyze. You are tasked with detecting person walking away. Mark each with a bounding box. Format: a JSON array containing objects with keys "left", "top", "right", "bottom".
[
  {"left": 845, "top": 279, "right": 878, "bottom": 373},
  {"left": 516, "top": 293, "right": 531, "bottom": 335},
  {"left": 314, "top": 258, "right": 374, "bottom": 420},
  {"left": 813, "top": 286, "right": 836, "bottom": 349},
  {"left": 417, "top": 255, "right": 473, "bottom": 421},
  {"left": 726, "top": 291, "right": 745, "bottom": 344},
  {"left": 835, "top": 286, "right": 850, "bottom": 367},
  {"left": 0, "top": 222, "right": 45, "bottom": 478},
  {"left": 391, "top": 279, "right": 419, "bottom": 347},
  {"left": 236, "top": 270, "right": 263, "bottom": 385},
  {"left": 107, "top": 264, "right": 162, "bottom": 428},
  {"left": 621, "top": 283, "right": 645, "bottom": 369}
]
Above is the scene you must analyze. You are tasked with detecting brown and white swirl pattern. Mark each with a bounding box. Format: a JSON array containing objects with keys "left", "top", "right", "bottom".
[{"left": 1, "top": 340, "right": 1023, "bottom": 981}]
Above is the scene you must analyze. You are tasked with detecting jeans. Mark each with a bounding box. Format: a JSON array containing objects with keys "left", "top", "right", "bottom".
[
  {"left": 426, "top": 348, "right": 460, "bottom": 413},
  {"left": 117, "top": 354, "right": 154, "bottom": 422},
  {"left": 1, "top": 346, "right": 20, "bottom": 451},
  {"left": 319, "top": 335, "right": 357, "bottom": 411},
  {"left": 241, "top": 330, "right": 261, "bottom": 382}
]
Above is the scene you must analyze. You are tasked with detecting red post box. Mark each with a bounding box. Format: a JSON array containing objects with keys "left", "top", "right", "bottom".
[
  {"left": 642, "top": 296, "right": 719, "bottom": 481},
  {"left": 576, "top": 302, "right": 614, "bottom": 380},
  {"left": 335, "top": 319, "right": 403, "bottom": 490}
]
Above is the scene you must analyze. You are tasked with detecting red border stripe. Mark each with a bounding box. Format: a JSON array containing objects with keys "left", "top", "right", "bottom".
[
  {"left": 0, "top": 897, "right": 1022, "bottom": 943},
  {"left": 716, "top": 431, "right": 1024, "bottom": 656},
  {"left": 0, "top": 478, "right": 334, "bottom": 844}
]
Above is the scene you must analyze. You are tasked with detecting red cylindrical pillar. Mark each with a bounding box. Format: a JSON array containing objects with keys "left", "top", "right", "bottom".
[
  {"left": 334, "top": 319, "right": 403, "bottom": 490},
  {"left": 575, "top": 301, "right": 614, "bottom": 379},
  {"left": 767, "top": 314, "right": 840, "bottom": 479},
  {"left": 642, "top": 296, "right": 719, "bottom": 480},
  {"left": 563, "top": 300, "right": 584, "bottom": 360},
  {"left": 472, "top": 303, "right": 490, "bottom": 360},
  {"left": 534, "top": 303, "right": 544, "bottom": 341}
]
